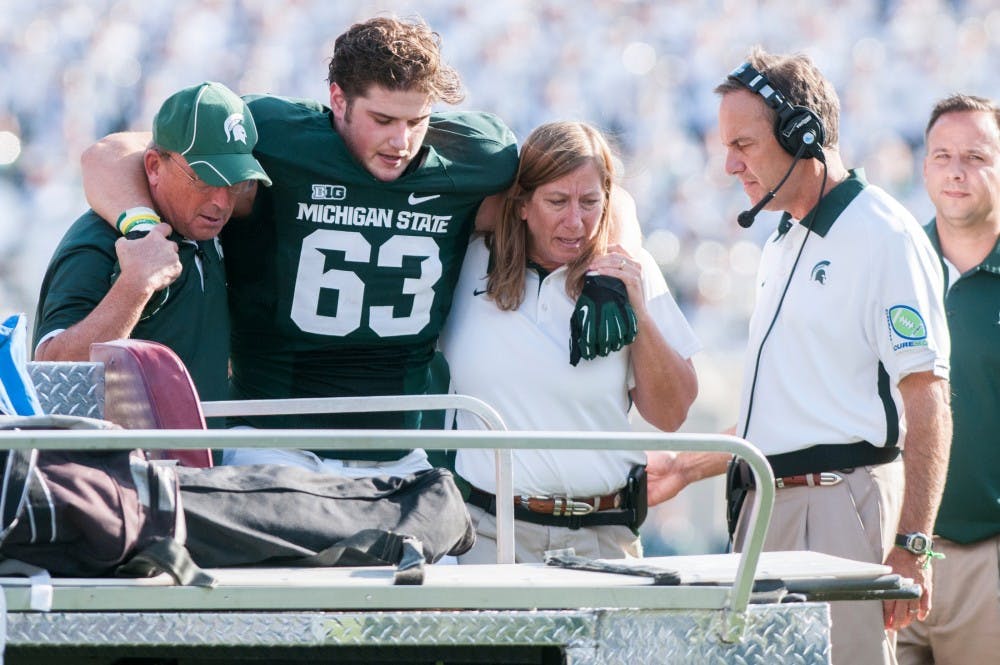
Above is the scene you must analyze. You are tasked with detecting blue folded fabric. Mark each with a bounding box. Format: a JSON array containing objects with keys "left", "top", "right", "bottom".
[{"left": 0, "top": 313, "right": 44, "bottom": 416}]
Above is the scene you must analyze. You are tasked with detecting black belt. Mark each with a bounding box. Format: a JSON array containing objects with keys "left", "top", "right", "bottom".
[
  {"left": 767, "top": 441, "right": 900, "bottom": 478},
  {"left": 725, "top": 442, "right": 899, "bottom": 540},
  {"left": 468, "top": 486, "right": 638, "bottom": 530},
  {"left": 731, "top": 441, "right": 900, "bottom": 492}
]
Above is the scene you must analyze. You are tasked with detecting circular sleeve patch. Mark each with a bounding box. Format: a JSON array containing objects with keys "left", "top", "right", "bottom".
[{"left": 888, "top": 305, "right": 927, "bottom": 341}]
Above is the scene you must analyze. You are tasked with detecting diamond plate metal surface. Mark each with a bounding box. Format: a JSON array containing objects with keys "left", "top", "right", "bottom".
[
  {"left": 316, "top": 611, "right": 595, "bottom": 646},
  {"left": 27, "top": 362, "right": 105, "bottom": 419},
  {"left": 4, "top": 606, "right": 829, "bottom": 664},
  {"left": 586, "top": 604, "right": 831, "bottom": 665},
  {"left": 4, "top": 611, "right": 593, "bottom": 647}
]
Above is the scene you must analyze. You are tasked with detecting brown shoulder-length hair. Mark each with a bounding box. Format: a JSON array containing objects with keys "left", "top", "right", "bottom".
[{"left": 487, "top": 121, "right": 616, "bottom": 310}]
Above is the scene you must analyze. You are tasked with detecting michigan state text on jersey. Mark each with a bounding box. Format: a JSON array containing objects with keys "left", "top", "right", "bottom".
[{"left": 221, "top": 95, "right": 518, "bottom": 444}]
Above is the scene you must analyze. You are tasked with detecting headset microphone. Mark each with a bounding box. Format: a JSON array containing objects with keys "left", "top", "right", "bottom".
[
  {"left": 729, "top": 61, "right": 827, "bottom": 229},
  {"left": 736, "top": 142, "right": 808, "bottom": 228},
  {"left": 737, "top": 192, "right": 775, "bottom": 228}
]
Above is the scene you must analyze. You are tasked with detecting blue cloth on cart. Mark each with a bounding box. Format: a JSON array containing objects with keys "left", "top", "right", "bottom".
[{"left": 0, "top": 313, "right": 43, "bottom": 416}]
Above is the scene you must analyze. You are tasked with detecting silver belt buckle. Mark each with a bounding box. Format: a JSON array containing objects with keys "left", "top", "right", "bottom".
[
  {"left": 549, "top": 496, "right": 596, "bottom": 517},
  {"left": 520, "top": 495, "right": 596, "bottom": 516},
  {"left": 559, "top": 497, "right": 596, "bottom": 516},
  {"left": 818, "top": 472, "right": 844, "bottom": 486}
]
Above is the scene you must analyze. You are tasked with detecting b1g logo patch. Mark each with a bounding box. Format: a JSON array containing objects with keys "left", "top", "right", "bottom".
[
  {"left": 887, "top": 305, "right": 928, "bottom": 351},
  {"left": 311, "top": 184, "right": 347, "bottom": 201}
]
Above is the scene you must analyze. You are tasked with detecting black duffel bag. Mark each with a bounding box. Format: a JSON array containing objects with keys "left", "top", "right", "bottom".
[
  {"left": 177, "top": 462, "right": 474, "bottom": 583},
  {"left": 1, "top": 416, "right": 474, "bottom": 586}
]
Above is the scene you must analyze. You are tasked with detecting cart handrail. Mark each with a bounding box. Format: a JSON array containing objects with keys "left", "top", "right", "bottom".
[
  {"left": 201, "top": 395, "right": 504, "bottom": 430},
  {"left": 1, "top": 423, "right": 775, "bottom": 640}
]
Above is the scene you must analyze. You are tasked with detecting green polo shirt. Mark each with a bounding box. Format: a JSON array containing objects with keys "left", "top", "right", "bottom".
[
  {"left": 926, "top": 220, "right": 1000, "bottom": 544},
  {"left": 35, "top": 211, "right": 231, "bottom": 407}
]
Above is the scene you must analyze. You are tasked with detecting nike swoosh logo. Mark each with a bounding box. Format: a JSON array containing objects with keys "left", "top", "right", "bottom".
[
  {"left": 408, "top": 193, "right": 441, "bottom": 205},
  {"left": 473, "top": 288, "right": 487, "bottom": 296}
]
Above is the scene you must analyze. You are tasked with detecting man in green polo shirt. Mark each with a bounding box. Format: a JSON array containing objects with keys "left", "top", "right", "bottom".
[
  {"left": 897, "top": 95, "right": 1000, "bottom": 664},
  {"left": 34, "top": 82, "right": 271, "bottom": 404}
]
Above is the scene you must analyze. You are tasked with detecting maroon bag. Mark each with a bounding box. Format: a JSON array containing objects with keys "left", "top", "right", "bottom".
[{"left": 0, "top": 415, "right": 210, "bottom": 585}]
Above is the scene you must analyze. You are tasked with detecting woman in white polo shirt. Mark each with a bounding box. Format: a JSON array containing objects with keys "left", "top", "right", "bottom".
[{"left": 439, "top": 121, "right": 700, "bottom": 563}]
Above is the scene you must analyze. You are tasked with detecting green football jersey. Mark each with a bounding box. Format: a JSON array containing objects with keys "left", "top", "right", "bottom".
[
  {"left": 34, "top": 211, "right": 231, "bottom": 405},
  {"left": 223, "top": 95, "right": 518, "bottom": 434}
]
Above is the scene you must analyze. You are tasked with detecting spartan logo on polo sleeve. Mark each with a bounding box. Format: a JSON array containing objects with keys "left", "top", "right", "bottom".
[
  {"left": 887, "top": 304, "right": 929, "bottom": 351},
  {"left": 224, "top": 114, "right": 248, "bottom": 144}
]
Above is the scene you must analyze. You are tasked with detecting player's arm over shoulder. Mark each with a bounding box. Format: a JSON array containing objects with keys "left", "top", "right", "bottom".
[
  {"left": 81, "top": 132, "right": 153, "bottom": 226},
  {"left": 428, "top": 111, "right": 516, "bottom": 147},
  {"left": 431, "top": 112, "right": 519, "bottom": 232},
  {"left": 427, "top": 111, "right": 519, "bottom": 188},
  {"left": 244, "top": 94, "right": 327, "bottom": 124}
]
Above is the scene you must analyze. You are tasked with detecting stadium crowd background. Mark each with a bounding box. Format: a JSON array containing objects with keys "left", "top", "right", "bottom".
[{"left": 1, "top": 0, "right": 997, "bottom": 553}]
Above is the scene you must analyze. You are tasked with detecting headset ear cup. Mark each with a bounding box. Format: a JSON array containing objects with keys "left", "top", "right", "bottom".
[
  {"left": 731, "top": 62, "right": 827, "bottom": 160},
  {"left": 776, "top": 107, "right": 826, "bottom": 159}
]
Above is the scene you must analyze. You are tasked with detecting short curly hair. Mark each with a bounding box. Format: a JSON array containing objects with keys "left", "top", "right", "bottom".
[{"left": 327, "top": 16, "right": 465, "bottom": 105}]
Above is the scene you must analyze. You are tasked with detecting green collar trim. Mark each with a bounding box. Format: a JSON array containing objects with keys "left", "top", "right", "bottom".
[
  {"left": 924, "top": 220, "right": 943, "bottom": 255},
  {"left": 526, "top": 259, "right": 552, "bottom": 281},
  {"left": 925, "top": 219, "right": 1000, "bottom": 275},
  {"left": 794, "top": 168, "right": 868, "bottom": 237}
]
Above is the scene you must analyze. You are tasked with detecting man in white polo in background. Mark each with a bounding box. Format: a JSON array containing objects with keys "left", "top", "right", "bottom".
[{"left": 645, "top": 47, "right": 952, "bottom": 665}]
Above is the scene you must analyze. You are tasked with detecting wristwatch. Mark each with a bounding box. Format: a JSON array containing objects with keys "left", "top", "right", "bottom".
[{"left": 895, "top": 532, "right": 933, "bottom": 556}]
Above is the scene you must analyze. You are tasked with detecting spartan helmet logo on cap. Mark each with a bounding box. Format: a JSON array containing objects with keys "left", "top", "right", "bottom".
[{"left": 224, "top": 113, "right": 249, "bottom": 144}]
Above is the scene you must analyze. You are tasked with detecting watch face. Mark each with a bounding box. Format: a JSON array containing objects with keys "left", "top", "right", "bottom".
[{"left": 910, "top": 535, "right": 928, "bottom": 553}]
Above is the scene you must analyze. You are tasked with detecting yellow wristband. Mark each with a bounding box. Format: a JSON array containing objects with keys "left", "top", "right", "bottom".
[{"left": 116, "top": 207, "right": 161, "bottom": 236}]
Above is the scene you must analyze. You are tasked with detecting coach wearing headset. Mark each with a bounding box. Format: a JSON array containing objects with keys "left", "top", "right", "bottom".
[{"left": 646, "top": 47, "right": 951, "bottom": 665}]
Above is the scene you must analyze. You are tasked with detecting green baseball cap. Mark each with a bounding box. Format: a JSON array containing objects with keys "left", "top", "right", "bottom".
[{"left": 152, "top": 81, "right": 271, "bottom": 187}]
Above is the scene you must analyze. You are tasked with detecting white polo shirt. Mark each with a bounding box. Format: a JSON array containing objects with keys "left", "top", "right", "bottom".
[
  {"left": 737, "top": 170, "right": 950, "bottom": 457},
  {"left": 440, "top": 236, "right": 701, "bottom": 497}
]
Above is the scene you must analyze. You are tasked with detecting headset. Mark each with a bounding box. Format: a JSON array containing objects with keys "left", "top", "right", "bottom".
[
  {"left": 728, "top": 61, "right": 831, "bottom": 440},
  {"left": 730, "top": 62, "right": 826, "bottom": 162}
]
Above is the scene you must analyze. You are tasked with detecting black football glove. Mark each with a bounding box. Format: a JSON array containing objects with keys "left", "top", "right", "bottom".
[{"left": 569, "top": 274, "right": 638, "bottom": 366}]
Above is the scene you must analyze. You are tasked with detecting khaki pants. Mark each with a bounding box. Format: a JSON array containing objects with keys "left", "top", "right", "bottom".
[
  {"left": 735, "top": 460, "right": 904, "bottom": 665},
  {"left": 457, "top": 503, "right": 641, "bottom": 564},
  {"left": 897, "top": 534, "right": 1000, "bottom": 665}
]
